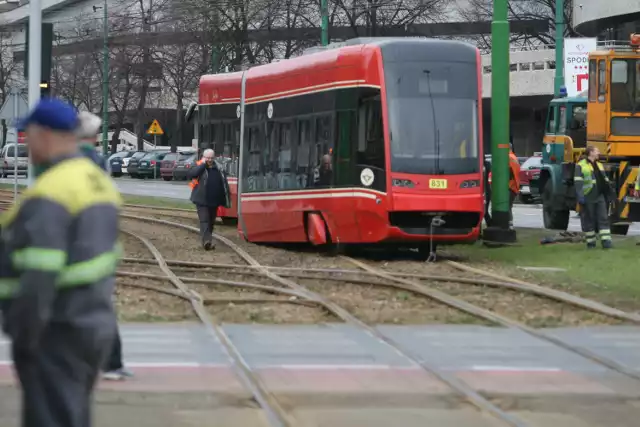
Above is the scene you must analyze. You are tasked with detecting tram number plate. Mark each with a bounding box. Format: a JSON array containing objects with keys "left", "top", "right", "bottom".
[{"left": 429, "top": 179, "right": 448, "bottom": 189}]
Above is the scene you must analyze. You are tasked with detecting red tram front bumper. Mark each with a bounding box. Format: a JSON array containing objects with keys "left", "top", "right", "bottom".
[{"left": 355, "top": 192, "right": 483, "bottom": 244}]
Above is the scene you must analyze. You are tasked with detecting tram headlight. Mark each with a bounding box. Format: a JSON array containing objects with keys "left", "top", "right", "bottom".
[
  {"left": 460, "top": 179, "right": 480, "bottom": 188},
  {"left": 392, "top": 178, "right": 415, "bottom": 188}
]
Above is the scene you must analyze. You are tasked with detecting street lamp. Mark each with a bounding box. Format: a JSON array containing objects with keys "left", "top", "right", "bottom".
[{"left": 93, "top": 1, "right": 109, "bottom": 155}]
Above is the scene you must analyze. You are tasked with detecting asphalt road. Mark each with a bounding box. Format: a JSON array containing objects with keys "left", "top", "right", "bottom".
[{"left": 3, "top": 176, "right": 640, "bottom": 236}]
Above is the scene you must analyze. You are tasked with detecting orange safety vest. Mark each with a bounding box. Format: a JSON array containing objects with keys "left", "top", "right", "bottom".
[
  {"left": 487, "top": 152, "right": 520, "bottom": 193},
  {"left": 188, "top": 159, "right": 204, "bottom": 190},
  {"left": 509, "top": 151, "right": 521, "bottom": 193}
]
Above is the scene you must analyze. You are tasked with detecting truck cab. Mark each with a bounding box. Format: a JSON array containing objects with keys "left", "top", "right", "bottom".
[
  {"left": 531, "top": 96, "right": 587, "bottom": 230},
  {"left": 533, "top": 34, "right": 640, "bottom": 236}
]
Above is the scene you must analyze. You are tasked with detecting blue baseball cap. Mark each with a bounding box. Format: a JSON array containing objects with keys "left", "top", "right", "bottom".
[{"left": 17, "top": 97, "right": 78, "bottom": 132}]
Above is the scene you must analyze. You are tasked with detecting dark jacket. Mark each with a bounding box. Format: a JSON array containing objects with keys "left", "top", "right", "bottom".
[
  {"left": 0, "top": 155, "right": 121, "bottom": 354},
  {"left": 187, "top": 160, "right": 231, "bottom": 208}
]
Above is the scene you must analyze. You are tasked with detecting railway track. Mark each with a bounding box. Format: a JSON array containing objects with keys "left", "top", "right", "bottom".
[
  {"left": 2, "top": 190, "right": 639, "bottom": 425},
  {"left": 119, "top": 212, "right": 640, "bottom": 427}
]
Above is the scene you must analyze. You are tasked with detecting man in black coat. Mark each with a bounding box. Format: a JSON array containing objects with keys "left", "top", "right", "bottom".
[{"left": 187, "top": 148, "right": 231, "bottom": 250}]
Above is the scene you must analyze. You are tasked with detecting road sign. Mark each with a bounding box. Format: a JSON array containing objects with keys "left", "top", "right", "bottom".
[
  {"left": 563, "top": 38, "right": 597, "bottom": 97},
  {"left": 0, "top": 91, "right": 28, "bottom": 126},
  {"left": 146, "top": 119, "right": 164, "bottom": 135}
]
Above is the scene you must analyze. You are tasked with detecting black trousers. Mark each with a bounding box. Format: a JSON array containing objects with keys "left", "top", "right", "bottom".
[
  {"left": 579, "top": 196, "right": 611, "bottom": 245},
  {"left": 103, "top": 325, "right": 123, "bottom": 371},
  {"left": 196, "top": 205, "right": 218, "bottom": 245},
  {"left": 13, "top": 324, "right": 113, "bottom": 427}
]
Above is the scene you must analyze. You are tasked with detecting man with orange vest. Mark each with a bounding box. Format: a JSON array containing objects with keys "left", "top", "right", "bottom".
[
  {"left": 187, "top": 148, "right": 231, "bottom": 249},
  {"left": 487, "top": 144, "right": 520, "bottom": 229},
  {"left": 507, "top": 144, "right": 521, "bottom": 229}
]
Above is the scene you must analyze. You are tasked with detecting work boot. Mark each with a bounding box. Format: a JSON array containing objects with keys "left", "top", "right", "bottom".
[
  {"left": 586, "top": 242, "right": 596, "bottom": 249},
  {"left": 602, "top": 240, "right": 612, "bottom": 249},
  {"left": 203, "top": 240, "right": 216, "bottom": 251}
]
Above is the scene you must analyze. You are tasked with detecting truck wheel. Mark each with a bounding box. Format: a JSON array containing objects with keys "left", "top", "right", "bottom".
[
  {"left": 611, "top": 224, "right": 629, "bottom": 236},
  {"left": 542, "top": 183, "right": 569, "bottom": 230}
]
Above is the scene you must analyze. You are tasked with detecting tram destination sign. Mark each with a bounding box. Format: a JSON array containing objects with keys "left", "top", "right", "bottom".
[{"left": 563, "top": 38, "right": 597, "bottom": 97}]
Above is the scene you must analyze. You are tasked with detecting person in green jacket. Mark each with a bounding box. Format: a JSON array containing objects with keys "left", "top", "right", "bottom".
[
  {"left": 0, "top": 98, "right": 122, "bottom": 427},
  {"left": 574, "top": 145, "right": 612, "bottom": 249}
]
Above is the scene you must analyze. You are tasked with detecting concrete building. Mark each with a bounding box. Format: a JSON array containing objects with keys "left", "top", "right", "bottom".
[{"left": 573, "top": 1, "right": 640, "bottom": 39}]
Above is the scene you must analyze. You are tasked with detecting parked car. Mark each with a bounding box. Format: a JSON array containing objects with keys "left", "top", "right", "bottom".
[
  {"left": 126, "top": 151, "right": 150, "bottom": 178},
  {"left": 123, "top": 151, "right": 146, "bottom": 175},
  {"left": 160, "top": 152, "right": 190, "bottom": 181},
  {"left": 173, "top": 153, "right": 197, "bottom": 181},
  {"left": 519, "top": 155, "right": 542, "bottom": 204},
  {"left": 107, "top": 151, "right": 135, "bottom": 177},
  {"left": 0, "top": 143, "right": 29, "bottom": 177},
  {"left": 137, "top": 151, "right": 170, "bottom": 179}
]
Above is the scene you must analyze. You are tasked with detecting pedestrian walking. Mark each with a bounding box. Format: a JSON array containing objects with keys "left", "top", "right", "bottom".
[
  {"left": 0, "top": 98, "right": 122, "bottom": 427},
  {"left": 75, "top": 111, "right": 134, "bottom": 381},
  {"left": 575, "top": 146, "right": 613, "bottom": 249},
  {"left": 187, "top": 148, "right": 231, "bottom": 249}
]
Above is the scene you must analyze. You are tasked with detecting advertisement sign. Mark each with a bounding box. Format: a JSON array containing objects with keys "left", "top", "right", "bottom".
[{"left": 564, "top": 38, "right": 597, "bottom": 97}]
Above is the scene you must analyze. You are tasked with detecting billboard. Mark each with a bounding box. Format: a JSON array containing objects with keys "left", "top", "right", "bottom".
[{"left": 564, "top": 38, "right": 597, "bottom": 97}]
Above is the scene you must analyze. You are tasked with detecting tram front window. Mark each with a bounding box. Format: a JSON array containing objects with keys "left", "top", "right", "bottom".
[{"left": 384, "top": 60, "right": 480, "bottom": 175}]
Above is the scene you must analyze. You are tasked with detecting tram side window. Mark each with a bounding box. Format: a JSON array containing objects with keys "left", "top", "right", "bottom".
[
  {"left": 588, "top": 60, "right": 597, "bottom": 102},
  {"left": 312, "top": 115, "right": 334, "bottom": 188},
  {"left": 265, "top": 122, "right": 278, "bottom": 190},
  {"left": 278, "top": 121, "right": 293, "bottom": 189},
  {"left": 229, "top": 123, "right": 240, "bottom": 177},
  {"left": 297, "top": 119, "right": 312, "bottom": 189},
  {"left": 246, "top": 126, "right": 262, "bottom": 192},
  {"left": 214, "top": 123, "right": 225, "bottom": 158},
  {"left": 357, "top": 93, "right": 385, "bottom": 171}
]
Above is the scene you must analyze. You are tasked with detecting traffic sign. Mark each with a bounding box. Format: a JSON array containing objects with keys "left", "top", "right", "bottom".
[{"left": 146, "top": 119, "right": 164, "bottom": 135}]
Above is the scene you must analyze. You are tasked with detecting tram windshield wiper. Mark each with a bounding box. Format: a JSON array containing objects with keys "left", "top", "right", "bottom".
[{"left": 423, "top": 69, "right": 442, "bottom": 175}]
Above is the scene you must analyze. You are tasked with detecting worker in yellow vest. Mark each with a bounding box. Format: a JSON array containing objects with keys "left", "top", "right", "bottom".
[{"left": 574, "top": 146, "right": 612, "bottom": 249}]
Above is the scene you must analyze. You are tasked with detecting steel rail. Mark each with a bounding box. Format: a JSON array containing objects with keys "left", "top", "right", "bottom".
[
  {"left": 121, "top": 213, "right": 530, "bottom": 427},
  {"left": 344, "top": 256, "right": 640, "bottom": 384},
  {"left": 120, "top": 228, "right": 294, "bottom": 427},
  {"left": 121, "top": 256, "right": 640, "bottom": 324}
]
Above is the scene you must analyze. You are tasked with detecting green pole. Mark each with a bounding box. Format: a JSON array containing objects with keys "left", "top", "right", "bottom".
[
  {"left": 101, "top": 0, "right": 109, "bottom": 155},
  {"left": 321, "top": 0, "right": 329, "bottom": 46},
  {"left": 554, "top": 0, "right": 565, "bottom": 96},
  {"left": 211, "top": 49, "right": 219, "bottom": 74},
  {"left": 489, "top": 0, "right": 513, "bottom": 236}
]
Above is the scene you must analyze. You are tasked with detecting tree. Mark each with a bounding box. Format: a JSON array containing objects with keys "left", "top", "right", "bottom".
[
  {"left": 0, "top": 30, "right": 18, "bottom": 106},
  {"left": 154, "top": 36, "right": 203, "bottom": 149},
  {"left": 51, "top": 21, "right": 102, "bottom": 111},
  {"left": 459, "top": 0, "right": 577, "bottom": 52}
]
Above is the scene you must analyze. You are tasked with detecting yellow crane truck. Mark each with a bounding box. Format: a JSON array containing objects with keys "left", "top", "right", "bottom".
[{"left": 534, "top": 34, "right": 640, "bottom": 235}]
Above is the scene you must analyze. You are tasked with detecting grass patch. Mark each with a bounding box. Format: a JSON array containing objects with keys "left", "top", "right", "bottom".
[
  {"left": 0, "top": 182, "right": 193, "bottom": 210},
  {"left": 122, "top": 194, "right": 193, "bottom": 210},
  {"left": 449, "top": 228, "right": 640, "bottom": 312}
]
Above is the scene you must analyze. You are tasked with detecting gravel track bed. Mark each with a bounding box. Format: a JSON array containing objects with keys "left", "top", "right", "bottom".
[
  {"left": 119, "top": 218, "right": 337, "bottom": 324},
  {"left": 369, "top": 258, "right": 624, "bottom": 328},
  {"left": 212, "top": 227, "right": 485, "bottom": 325}
]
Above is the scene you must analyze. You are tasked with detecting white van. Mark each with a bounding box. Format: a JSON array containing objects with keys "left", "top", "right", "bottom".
[{"left": 0, "top": 143, "right": 29, "bottom": 177}]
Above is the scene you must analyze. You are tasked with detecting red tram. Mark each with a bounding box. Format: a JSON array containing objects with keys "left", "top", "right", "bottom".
[{"left": 194, "top": 38, "right": 484, "bottom": 249}]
